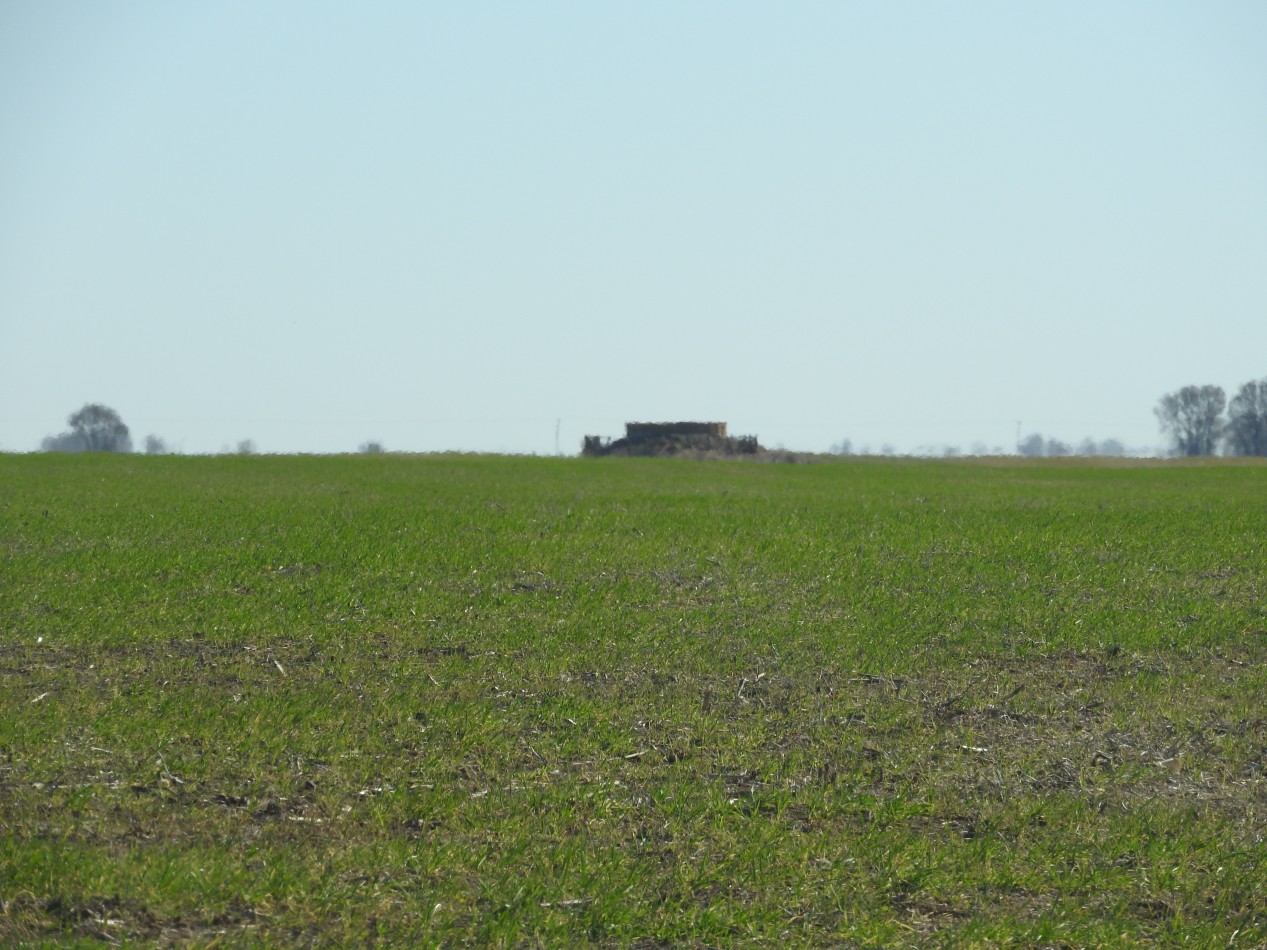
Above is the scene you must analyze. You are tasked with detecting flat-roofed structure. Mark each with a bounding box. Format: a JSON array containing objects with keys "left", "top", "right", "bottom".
[
  {"left": 582, "top": 421, "right": 758, "bottom": 458},
  {"left": 625, "top": 421, "right": 728, "bottom": 441}
]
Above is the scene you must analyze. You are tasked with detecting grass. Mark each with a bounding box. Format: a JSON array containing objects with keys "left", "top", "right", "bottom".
[{"left": 2, "top": 452, "right": 1266, "bottom": 947}]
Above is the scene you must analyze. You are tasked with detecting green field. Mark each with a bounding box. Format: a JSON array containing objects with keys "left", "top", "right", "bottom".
[{"left": 2, "top": 453, "right": 1266, "bottom": 947}]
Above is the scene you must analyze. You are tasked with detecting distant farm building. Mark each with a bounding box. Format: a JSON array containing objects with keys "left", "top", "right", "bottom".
[{"left": 582, "top": 421, "right": 761, "bottom": 458}]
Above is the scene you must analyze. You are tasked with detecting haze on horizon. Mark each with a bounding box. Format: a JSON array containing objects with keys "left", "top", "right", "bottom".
[{"left": 2, "top": 3, "right": 1265, "bottom": 457}]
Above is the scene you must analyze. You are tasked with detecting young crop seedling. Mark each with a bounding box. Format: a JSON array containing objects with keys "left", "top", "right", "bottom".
[{"left": 2, "top": 452, "right": 1265, "bottom": 946}]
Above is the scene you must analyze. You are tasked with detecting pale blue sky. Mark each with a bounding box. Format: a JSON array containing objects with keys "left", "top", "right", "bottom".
[{"left": 2, "top": 2, "right": 1265, "bottom": 455}]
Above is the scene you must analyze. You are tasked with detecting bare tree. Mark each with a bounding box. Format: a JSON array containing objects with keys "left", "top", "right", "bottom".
[
  {"left": 1225, "top": 376, "right": 1267, "bottom": 456},
  {"left": 144, "top": 435, "right": 170, "bottom": 455},
  {"left": 1155, "top": 385, "right": 1225, "bottom": 456},
  {"left": 71, "top": 404, "right": 132, "bottom": 451},
  {"left": 1046, "top": 438, "right": 1071, "bottom": 457},
  {"left": 237, "top": 439, "right": 257, "bottom": 455},
  {"left": 42, "top": 403, "right": 131, "bottom": 452},
  {"left": 1097, "top": 438, "right": 1126, "bottom": 457},
  {"left": 1018, "top": 433, "right": 1045, "bottom": 457},
  {"left": 41, "top": 431, "right": 86, "bottom": 452}
]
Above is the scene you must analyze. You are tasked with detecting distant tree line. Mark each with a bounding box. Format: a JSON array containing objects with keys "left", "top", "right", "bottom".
[
  {"left": 831, "top": 434, "right": 1128, "bottom": 458},
  {"left": 36, "top": 402, "right": 392, "bottom": 455},
  {"left": 40, "top": 384, "right": 1267, "bottom": 458},
  {"left": 831, "top": 374, "right": 1266, "bottom": 459},
  {"left": 1023, "top": 375, "right": 1267, "bottom": 460},
  {"left": 1156, "top": 377, "right": 1267, "bottom": 457},
  {"left": 41, "top": 404, "right": 135, "bottom": 453},
  {"left": 40, "top": 403, "right": 185, "bottom": 455},
  {"left": 1016, "top": 434, "right": 1127, "bottom": 458},
  {"left": 830, "top": 440, "right": 897, "bottom": 457}
]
